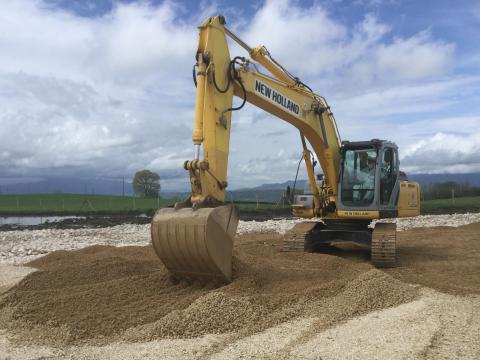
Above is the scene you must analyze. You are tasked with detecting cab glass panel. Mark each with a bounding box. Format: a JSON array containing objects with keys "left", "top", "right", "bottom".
[{"left": 341, "top": 148, "right": 377, "bottom": 206}]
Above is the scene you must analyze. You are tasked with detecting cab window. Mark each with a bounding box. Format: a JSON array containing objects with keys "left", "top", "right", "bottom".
[
  {"left": 341, "top": 148, "right": 377, "bottom": 206},
  {"left": 380, "top": 148, "right": 398, "bottom": 205}
]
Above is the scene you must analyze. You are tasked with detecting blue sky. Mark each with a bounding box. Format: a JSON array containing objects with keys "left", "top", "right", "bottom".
[
  {"left": 0, "top": 0, "right": 479, "bottom": 191},
  {"left": 46, "top": 0, "right": 479, "bottom": 48}
]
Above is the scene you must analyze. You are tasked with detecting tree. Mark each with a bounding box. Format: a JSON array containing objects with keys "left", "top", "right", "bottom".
[{"left": 133, "top": 170, "right": 160, "bottom": 197}]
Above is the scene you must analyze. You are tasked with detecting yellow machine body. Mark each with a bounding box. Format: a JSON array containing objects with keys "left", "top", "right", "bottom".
[
  {"left": 398, "top": 181, "right": 421, "bottom": 217},
  {"left": 151, "top": 15, "right": 421, "bottom": 282}
]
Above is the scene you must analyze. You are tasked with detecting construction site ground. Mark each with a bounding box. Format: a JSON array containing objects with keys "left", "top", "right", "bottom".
[{"left": 0, "top": 214, "right": 479, "bottom": 359}]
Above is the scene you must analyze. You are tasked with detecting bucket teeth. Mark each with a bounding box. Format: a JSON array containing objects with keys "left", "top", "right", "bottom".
[{"left": 151, "top": 204, "right": 239, "bottom": 283}]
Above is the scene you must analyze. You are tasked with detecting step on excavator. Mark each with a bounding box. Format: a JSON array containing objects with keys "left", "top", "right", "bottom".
[{"left": 151, "top": 15, "right": 421, "bottom": 283}]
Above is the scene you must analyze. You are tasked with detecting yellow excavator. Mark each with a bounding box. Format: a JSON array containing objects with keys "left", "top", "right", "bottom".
[{"left": 151, "top": 15, "right": 420, "bottom": 283}]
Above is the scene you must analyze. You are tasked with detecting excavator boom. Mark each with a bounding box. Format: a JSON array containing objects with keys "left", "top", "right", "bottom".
[{"left": 151, "top": 15, "right": 420, "bottom": 282}]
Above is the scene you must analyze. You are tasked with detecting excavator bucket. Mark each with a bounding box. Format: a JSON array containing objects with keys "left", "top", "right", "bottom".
[{"left": 151, "top": 204, "right": 239, "bottom": 283}]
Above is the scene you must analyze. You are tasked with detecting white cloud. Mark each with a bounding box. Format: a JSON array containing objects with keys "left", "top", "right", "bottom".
[
  {"left": 0, "top": 0, "right": 477, "bottom": 192},
  {"left": 242, "top": 0, "right": 346, "bottom": 76},
  {"left": 88, "top": 2, "right": 196, "bottom": 83},
  {"left": 376, "top": 31, "right": 454, "bottom": 81},
  {"left": 332, "top": 76, "right": 479, "bottom": 122},
  {"left": 402, "top": 132, "right": 480, "bottom": 174},
  {"left": 241, "top": 3, "right": 453, "bottom": 88}
]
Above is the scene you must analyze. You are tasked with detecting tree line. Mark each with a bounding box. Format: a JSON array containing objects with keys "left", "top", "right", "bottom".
[
  {"left": 131, "top": 170, "right": 480, "bottom": 202},
  {"left": 421, "top": 181, "right": 480, "bottom": 201}
]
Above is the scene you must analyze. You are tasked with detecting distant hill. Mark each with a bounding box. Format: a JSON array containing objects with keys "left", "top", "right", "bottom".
[
  {"left": 228, "top": 173, "right": 480, "bottom": 203},
  {"left": 0, "top": 177, "right": 133, "bottom": 196},
  {"left": 0, "top": 173, "right": 478, "bottom": 201},
  {"left": 245, "top": 174, "right": 480, "bottom": 191},
  {"left": 409, "top": 173, "right": 480, "bottom": 186},
  {"left": 239, "top": 180, "right": 308, "bottom": 191}
]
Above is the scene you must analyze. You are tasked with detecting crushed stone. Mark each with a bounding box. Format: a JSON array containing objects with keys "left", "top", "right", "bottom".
[
  {"left": 1, "top": 213, "right": 479, "bottom": 265},
  {"left": 0, "top": 241, "right": 418, "bottom": 346}
]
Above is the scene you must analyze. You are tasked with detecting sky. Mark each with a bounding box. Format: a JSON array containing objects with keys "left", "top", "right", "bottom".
[{"left": 0, "top": 0, "right": 479, "bottom": 191}]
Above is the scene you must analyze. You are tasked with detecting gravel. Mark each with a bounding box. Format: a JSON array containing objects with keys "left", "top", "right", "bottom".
[
  {"left": 0, "top": 244, "right": 417, "bottom": 346},
  {"left": 1, "top": 290, "right": 479, "bottom": 360},
  {"left": 394, "top": 213, "right": 480, "bottom": 230},
  {"left": 1, "top": 213, "right": 479, "bottom": 265},
  {"left": 0, "top": 225, "right": 149, "bottom": 265},
  {"left": 0, "top": 216, "right": 479, "bottom": 359}
]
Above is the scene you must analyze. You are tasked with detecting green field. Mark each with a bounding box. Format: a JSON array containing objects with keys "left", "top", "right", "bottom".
[
  {"left": 239, "top": 196, "right": 480, "bottom": 215},
  {"left": 0, "top": 194, "right": 176, "bottom": 215},
  {"left": 0, "top": 193, "right": 478, "bottom": 215},
  {"left": 233, "top": 201, "right": 291, "bottom": 216},
  {"left": 421, "top": 196, "right": 480, "bottom": 214},
  {"left": 0, "top": 194, "right": 290, "bottom": 215}
]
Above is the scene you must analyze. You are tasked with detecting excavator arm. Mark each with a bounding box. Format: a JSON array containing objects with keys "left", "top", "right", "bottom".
[
  {"left": 152, "top": 16, "right": 344, "bottom": 282},
  {"left": 187, "top": 15, "right": 341, "bottom": 214}
]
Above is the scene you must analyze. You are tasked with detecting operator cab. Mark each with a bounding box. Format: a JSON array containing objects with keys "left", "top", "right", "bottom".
[{"left": 337, "top": 139, "right": 400, "bottom": 216}]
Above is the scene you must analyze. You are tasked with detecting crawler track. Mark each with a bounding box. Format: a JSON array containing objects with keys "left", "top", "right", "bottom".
[
  {"left": 371, "top": 222, "right": 397, "bottom": 267},
  {"left": 282, "top": 222, "right": 317, "bottom": 252}
]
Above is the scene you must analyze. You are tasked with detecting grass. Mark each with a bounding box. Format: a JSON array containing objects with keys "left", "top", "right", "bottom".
[
  {"left": 0, "top": 193, "right": 478, "bottom": 216},
  {"left": 234, "top": 201, "right": 291, "bottom": 215},
  {"left": 0, "top": 194, "right": 176, "bottom": 215},
  {"left": 0, "top": 194, "right": 288, "bottom": 216},
  {"left": 421, "top": 196, "right": 480, "bottom": 214}
]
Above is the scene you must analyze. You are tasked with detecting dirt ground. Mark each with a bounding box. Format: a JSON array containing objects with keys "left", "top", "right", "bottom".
[
  {"left": 0, "top": 222, "right": 479, "bottom": 359},
  {"left": 308, "top": 223, "right": 480, "bottom": 295}
]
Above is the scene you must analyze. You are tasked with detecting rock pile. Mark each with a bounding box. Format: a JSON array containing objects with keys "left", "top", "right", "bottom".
[
  {"left": 0, "top": 240, "right": 418, "bottom": 346},
  {"left": 1, "top": 213, "right": 479, "bottom": 264}
]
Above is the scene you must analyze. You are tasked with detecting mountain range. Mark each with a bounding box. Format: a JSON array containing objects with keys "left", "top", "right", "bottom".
[{"left": 0, "top": 173, "right": 478, "bottom": 203}]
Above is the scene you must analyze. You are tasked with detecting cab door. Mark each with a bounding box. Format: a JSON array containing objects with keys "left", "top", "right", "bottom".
[{"left": 378, "top": 146, "right": 400, "bottom": 215}]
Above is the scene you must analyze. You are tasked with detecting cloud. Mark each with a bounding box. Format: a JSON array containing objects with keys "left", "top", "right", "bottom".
[
  {"left": 332, "top": 76, "right": 479, "bottom": 122},
  {"left": 242, "top": 3, "right": 453, "bottom": 89},
  {"left": 0, "top": 74, "right": 130, "bottom": 170},
  {"left": 0, "top": 0, "right": 477, "bottom": 192},
  {"left": 375, "top": 31, "right": 454, "bottom": 81},
  {"left": 0, "top": 1, "right": 198, "bottom": 183},
  {"left": 242, "top": 0, "right": 346, "bottom": 76},
  {"left": 401, "top": 132, "right": 480, "bottom": 174},
  {"left": 88, "top": 2, "right": 196, "bottom": 83},
  {"left": 237, "top": 150, "right": 306, "bottom": 186}
]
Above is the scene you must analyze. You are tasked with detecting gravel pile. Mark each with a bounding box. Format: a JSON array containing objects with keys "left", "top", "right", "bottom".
[
  {"left": 1, "top": 220, "right": 480, "bottom": 359},
  {"left": 236, "top": 218, "right": 303, "bottom": 234},
  {"left": 395, "top": 213, "right": 480, "bottom": 230},
  {"left": 1, "top": 213, "right": 479, "bottom": 264},
  {"left": 0, "top": 241, "right": 418, "bottom": 346},
  {"left": 237, "top": 213, "right": 480, "bottom": 234},
  {"left": 0, "top": 225, "right": 150, "bottom": 264}
]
